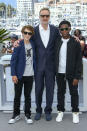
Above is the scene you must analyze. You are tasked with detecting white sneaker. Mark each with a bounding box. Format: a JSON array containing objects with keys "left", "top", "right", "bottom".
[
  {"left": 73, "top": 112, "right": 79, "bottom": 124},
  {"left": 25, "top": 115, "right": 33, "bottom": 124},
  {"left": 56, "top": 111, "right": 64, "bottom": 122},
  {"left": 8, "top": 115, "right": 21, "bottom": 124}
]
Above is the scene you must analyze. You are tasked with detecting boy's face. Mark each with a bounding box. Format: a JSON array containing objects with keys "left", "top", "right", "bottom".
[{"left": 60, "top": 24, "right": 71, "bottom": 39}]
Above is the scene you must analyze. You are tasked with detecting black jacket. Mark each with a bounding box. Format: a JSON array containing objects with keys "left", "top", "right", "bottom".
[{"left": 55, "top": 36, "right": 82, "bottom": 80}]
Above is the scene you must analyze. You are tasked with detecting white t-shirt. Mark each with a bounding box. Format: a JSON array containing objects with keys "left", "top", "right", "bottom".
[
  {"left": 23, "top": 43, "right": 34, "bottom": 76},
  {"left": 58, "top": 38, "right": 69, "bottom": 73},
  {"left": 39, "top": 24, "right": 50, "bottom": 48}
]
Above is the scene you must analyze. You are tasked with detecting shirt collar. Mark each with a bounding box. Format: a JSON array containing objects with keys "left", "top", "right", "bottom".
[
  {"left": 39, "top": 24, "right": 50, "bottom": 31},
  {"left": 62, "top": 38, "right": 70, "bottom": 42}
]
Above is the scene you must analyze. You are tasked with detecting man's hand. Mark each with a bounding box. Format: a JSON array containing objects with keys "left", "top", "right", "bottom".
[
  {"left": 13, "top": 39, "right": 23, "bottom": 47},
  {"left": 73, "top": 36, "right": 80, "bottom": 42},
  {"left": 12, "top": 76, "right": 18, "bottom": 84},
  {"left": 73, "top": 79, "right": 79, "bottom": 86}
]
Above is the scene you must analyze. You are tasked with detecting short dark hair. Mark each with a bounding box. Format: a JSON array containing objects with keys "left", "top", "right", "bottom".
[
  {"left": 59, "top": 20, "right": 71, "bottom": 28},
  {"left": 39, "top": 8, "right": 50, "bottom": 15}
]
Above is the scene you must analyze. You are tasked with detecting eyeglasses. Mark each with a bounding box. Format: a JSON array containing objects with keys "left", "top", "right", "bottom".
[
  {"left": 40, "top": 15, "right": 50, "bottom": 18},
  {"left": 23, "top": 32, "right": 33, "bottom": 35},
  {"left": 60, "top": 28, "right": 69, "bottom": 31}
]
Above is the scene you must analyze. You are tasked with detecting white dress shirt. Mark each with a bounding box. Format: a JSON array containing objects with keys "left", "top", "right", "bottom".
[
  {"left": 39, "top": 24, "right": 50, "bottom": 48},
  {"left": 58, "top": 38, "right": 69, "bottom": 73}
]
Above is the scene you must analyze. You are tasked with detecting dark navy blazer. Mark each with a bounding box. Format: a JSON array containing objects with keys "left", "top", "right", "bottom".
[
  {"left": 11, "top": 40, "right": 36, "bottom": 79},
  {"left": 32, "top": 24, "right": 60, "bottom": 72}
]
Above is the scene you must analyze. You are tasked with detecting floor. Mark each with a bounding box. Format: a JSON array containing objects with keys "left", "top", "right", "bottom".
[{"left": 0, "top": 112, "right": 87, "bottom": 131}]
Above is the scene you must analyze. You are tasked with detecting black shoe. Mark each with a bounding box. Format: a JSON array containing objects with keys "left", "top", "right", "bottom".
[
  {"left": 34, "top": 113, "right": 41, "bottom": 120},
  {"left": 45, "top": 114, "right": 52, "bottom": 121}
]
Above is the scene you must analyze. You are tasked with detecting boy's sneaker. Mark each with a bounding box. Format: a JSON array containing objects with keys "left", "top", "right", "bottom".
[
  {"left": 8, "top": 114, "right": 20, "bottom": 124},
  {"left": 25, "top": 114, "right": 33, "bottom": 124},
  {"left": 73, "top": 112, "right": 79, "bottom": 124},
  {"left": 56, "top": 111, "right": 64, "bottom": 122}
]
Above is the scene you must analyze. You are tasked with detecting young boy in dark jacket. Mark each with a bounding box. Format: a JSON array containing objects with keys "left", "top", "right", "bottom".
[
  {"left": 8, "top": 25, "right": 36, "bottom": 124},
  {"left": 55, "top": 20, "right": 82, "bottom": 124}
]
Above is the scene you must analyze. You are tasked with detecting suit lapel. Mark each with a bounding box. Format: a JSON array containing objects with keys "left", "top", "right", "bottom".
[
  {"left": 47, "top": 25, "right": 54, "bottom": 48},
  {"left": 36, "top": 26, "right": 45, "bottom": 48}
]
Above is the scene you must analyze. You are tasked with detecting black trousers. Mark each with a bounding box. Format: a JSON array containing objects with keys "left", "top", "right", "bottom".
[
  {"left": 56, "top": 73, "right": 79, "bottom": 112},
  {"left": 35, "top": 70, "right": 55, "bottom": 114},
  {"left": 13, "top": 76, "right": 33, "bottom": 116}
]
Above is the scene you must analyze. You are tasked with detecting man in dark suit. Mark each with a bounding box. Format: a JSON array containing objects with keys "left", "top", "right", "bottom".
[{"left": 33, "top": 8, "right": 60, "bottom": 121}]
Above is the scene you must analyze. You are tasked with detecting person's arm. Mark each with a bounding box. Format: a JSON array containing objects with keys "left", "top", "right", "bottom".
[
  {"left": 73, "top": 35, "right": 80, "bottom": 42},
  {"left": 83, "top": 45, "right": 87, "bottom": 58},
  {"left": 10, "top": 45, "right": 20, "bottom": 83},
  {"left": 73, "top": 42, "right": 82, "bottom": 86},
  {"left": 55, "top": 27, "right": 61, "bottom": 40},
  {"left": 13, "top": 39, "right": 23, "bottom": 47}
]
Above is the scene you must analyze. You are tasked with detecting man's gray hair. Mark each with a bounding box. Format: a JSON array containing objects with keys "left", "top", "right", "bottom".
[{"left": 39, "top": 7, "right": 50, "bottom": 15}]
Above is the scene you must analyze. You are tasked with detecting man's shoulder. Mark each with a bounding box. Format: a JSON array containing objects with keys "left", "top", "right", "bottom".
[
  {"left": 70, "top": 36, "right": 81, "bottom": 47},
  {"left": 17, "top": 40, "right": 24, "bottom": 48},
  {"left": 70, "top": 36, "right": 75, "bottom": 41},
  {"left": 70, "top": 36, "right": 78, "bottom": 42},
  {"left": 49, "top": 24, "right": 58, "bottom": 30},
  {"left": 34, "top": 25, "right": 39, "bottom": 30}
]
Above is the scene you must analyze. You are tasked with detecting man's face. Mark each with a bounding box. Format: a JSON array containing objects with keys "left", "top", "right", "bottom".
[
  {"left": 39, "top": 10, "right": 50, "bottom": 25},
  {"left": 60, "top": 24, "right": 71, "bottom": 38}
]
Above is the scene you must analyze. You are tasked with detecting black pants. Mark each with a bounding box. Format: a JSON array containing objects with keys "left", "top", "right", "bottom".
[
  {"left": 13, "top": 76, "right": 33, "bottom": 116},
  {"left": 35, "top": 70, "right": 55, "bottom": 114},
  {"left": 56, "top": 73, "right": 79, "bottom": 112}
]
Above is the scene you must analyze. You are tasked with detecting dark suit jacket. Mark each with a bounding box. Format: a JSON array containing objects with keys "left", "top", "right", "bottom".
[{"left": 31, "top": 24, "right": 60, "bottom": 72}]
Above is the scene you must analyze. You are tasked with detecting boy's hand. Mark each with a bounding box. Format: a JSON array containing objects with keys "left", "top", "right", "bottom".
[
  {"left": 12, "top": 76, "right": 18, "bottom": 84},
  {"left": 73, "top": 79, "right": 79, "bottom": 86}
]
